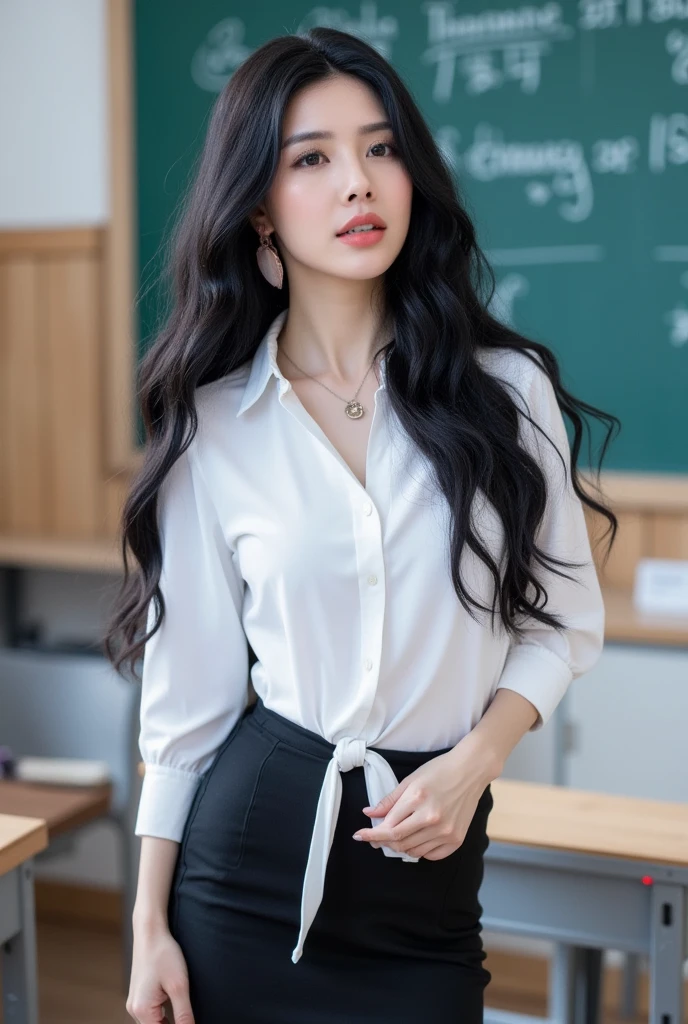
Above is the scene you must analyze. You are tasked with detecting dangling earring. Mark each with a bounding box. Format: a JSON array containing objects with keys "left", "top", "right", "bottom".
[{"left": 256, "top": 228, "right": 284, "bottom": 289}]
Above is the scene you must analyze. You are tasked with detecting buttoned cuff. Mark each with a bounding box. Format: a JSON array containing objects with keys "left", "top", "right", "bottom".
[
  {"left": 495, "top": 642, "right": 573, "bottom": 731},
  {"left": 134, "top": 764, "right": 203, "bottom": 842}
]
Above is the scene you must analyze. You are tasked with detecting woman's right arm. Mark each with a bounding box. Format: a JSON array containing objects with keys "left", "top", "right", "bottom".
[
  {"left": 127, "top": 434, "right": 250, "bottom": 1022},
  {"left": 127, "top": 837, "right": 195, "bottom": 1023},
  {"left": 133, "top": 836, "right": 180, "bottom": 931}
]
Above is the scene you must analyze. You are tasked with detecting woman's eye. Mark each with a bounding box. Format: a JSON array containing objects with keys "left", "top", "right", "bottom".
[
  {"left": 292, "top": 141, "right": 398, "bottom": 168},
  {"left": 372, "top": 141, "right": 398, "bottom": 158},
  {"left": 294, "top": 150, "right": 324, "bottom": 168}
]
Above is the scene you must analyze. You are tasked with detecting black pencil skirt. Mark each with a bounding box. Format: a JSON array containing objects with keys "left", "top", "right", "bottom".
[{"left": 168, "top": 696, "right": 494, "bottom": 1023}]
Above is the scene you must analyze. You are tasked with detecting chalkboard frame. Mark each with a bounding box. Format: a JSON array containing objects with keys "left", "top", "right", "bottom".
[{"left": 105, "top": 0, "right": 143, "bottom": 479}]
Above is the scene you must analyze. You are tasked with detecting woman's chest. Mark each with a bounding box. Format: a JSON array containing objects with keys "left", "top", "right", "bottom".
[
  {"left": 281, "top": 369, "right": 383, "bottom": 490},
  {"left": 202, "top": 392, "right": 504, "bottom": 604}
]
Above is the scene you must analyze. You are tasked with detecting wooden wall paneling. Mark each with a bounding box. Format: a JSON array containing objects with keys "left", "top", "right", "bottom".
[
  {"left": 593, "top": 471, "right": 688, "bottom": 510},
  {"left": 2, "top": 257, "right": 48, "bottom": 534},
  {"left": 587, "top": 508, "right": 646, "bottom": 590},
  {"left": 609, "top": 512, "right": 647, "bottom": 590},
  {"left": 583, "top": 504, "right": 613, "bottom": 578},
  {"left": 648, "top": 513, "right": 688, "bottom": 559},
  {"left": 0, "top": 535, "right": 123, "bottom": 572},
  {"left": 103, "top": 472, "right": 130, "bottom": 541},
  {"left": 0, "top": 227, "right": 133, "bottom": 568},
  {"left": 44, "top": 253, "right": 103, "bottom": 538},
  {"left": 0, "top": 229, "right": 101, "bottom": 256}
]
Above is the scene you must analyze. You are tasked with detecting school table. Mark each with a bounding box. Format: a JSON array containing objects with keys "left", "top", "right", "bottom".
[
  {"left": 482, "top": 778, "right": 688, "bottom": 1024},
  {"left": 0, "top": 812, "right": 48, "bottom": 1024}
]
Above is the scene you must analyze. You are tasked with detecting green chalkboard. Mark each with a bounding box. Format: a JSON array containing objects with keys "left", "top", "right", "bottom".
[{"left": 134, "top": 1, "right": 688, "bottom": 472}]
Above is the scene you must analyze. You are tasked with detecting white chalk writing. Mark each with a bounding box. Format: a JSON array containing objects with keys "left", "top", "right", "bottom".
[
  {"left": 421, "top": 2, "right": 574, "bottom": 98},
  {"left": 455, "top": 123, "right": 593, "bottom": 221},
  {"left": 296, "top": 3, "right": 399, "bottom": 58},
  {"left": 190, "top": 18, "right": 252, "bottom": 92},
  {"left": 578, "top": 0, "right": 688, "bottom": 26},
  {"left": 666, "top": 28, "right": 688, "bottom": 80},
  {"left": 436, "top": 115, "right": 684, "bottom": 221},
  {"left": 591, "top": 136, "right": 640, "bottom": 173},
  {"left": 649, "top": 113, "right": 688, "bottom": 170},
  {"left": 665, "top": 270, "right": 688, "bottom": 346}
]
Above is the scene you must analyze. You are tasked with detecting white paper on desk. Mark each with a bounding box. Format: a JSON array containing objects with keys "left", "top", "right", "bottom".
[
  {"left": 633, "top": 558, "right": 688, "bottom": 616},
  {"left": 16, "top": 757, "right": 112, "bottom": 786}
]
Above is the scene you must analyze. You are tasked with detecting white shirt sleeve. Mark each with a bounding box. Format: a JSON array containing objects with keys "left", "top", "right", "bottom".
[
  {"left": 494, "top": 356, "right": 606, "bottom": 730},
  {"left": 134, "top": 438, "right": 249, "bottom": 841}
]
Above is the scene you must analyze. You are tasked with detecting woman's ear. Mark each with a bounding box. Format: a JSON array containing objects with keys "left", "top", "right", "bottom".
[{"left": 249, "top": 206, "right": 273, "bottom": 237}]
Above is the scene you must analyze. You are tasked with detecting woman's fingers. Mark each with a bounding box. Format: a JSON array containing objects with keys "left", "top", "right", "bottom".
[
  {"left": 364, "top": 819, "right": 467, "bottom": 857},
  {"left": 167, "top": 985, "right": 196, "bottom": 1024},
  {"left": 126, "top": 928, "right": 195, "bottom": 1024}
]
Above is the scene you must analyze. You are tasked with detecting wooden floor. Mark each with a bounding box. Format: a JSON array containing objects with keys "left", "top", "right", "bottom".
[{"left": 2, "top": 919, "right": 687, "bottom": 1022}]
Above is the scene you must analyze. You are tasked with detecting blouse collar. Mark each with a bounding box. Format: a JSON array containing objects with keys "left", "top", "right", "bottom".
[{"left": 236, "top": 308, "right": 389, "bottom": 418}]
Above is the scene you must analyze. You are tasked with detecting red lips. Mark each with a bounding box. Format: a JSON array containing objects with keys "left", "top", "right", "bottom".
[{"left": 336, "top": 213, "right": 387, "bottom": 235}]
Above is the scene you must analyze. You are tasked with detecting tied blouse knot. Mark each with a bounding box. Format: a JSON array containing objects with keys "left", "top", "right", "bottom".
[{"left": 134, "top": 307, "right": 606, "bottom": 964}]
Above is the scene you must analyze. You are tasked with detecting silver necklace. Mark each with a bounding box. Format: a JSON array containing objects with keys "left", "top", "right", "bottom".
[{"left": 279, "top": 346, "right": 380, "bottom": 420}]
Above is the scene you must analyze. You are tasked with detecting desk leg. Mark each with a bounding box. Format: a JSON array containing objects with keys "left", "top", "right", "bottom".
[
  {"left": 2, "top": 859, "right": 40, "bottom": 1024},
  {"left": 550, "top": 943, "right": 576, "bottom": 1023},
  {"left": 620, "top": 952, "right": 640, "bottom": 1019},
  {"left": 549, "top": 945, "right": 603, "bottom": 1024},
  {"left": 649, "top": 883, "right": 685, "bottom": 1024},
  {"left": 578, "top": 948, "right": 603, "bottom": 1024}
]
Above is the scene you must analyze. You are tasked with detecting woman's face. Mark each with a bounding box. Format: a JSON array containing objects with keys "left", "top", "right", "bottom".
[{"left": 258, "top": 74, "right": 413, "bottom": 285}]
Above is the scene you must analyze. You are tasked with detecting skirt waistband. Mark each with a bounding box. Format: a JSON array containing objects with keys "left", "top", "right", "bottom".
[
  {"left": 244, "top": 693, "right": 492, "bottom": 965},
  {"left": 247, "top": 694, "right": 457, "bottom": 767}
]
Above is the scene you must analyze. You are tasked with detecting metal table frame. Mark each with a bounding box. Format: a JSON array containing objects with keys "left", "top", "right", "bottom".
[
  {"left": 482, "top": 840, "right": 687, "bottom": 1024},
  {"left": 1, "top": 856, "right": 40, "bottom": 1024}
]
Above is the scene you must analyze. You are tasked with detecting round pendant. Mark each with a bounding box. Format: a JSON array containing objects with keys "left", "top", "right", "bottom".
[{"left": 345, "top": 401, "right": 364, "bottom": 419}]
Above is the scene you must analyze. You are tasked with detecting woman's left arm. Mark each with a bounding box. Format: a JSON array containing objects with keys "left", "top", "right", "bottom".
[
  {"left": 460, "top": 686, "right": 539, "bottom": 778},
  {"left": 487, "top": 357, "right": 606, "bottom": 735},
  {"left": 352, "top": 689, "right": 535, "bottom": 859},
  {"left": 354, "top": 358, "right": 605, "bottom": 858}
]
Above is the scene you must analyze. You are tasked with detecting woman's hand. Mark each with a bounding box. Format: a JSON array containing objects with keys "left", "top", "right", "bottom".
[
  {"left": 353, "top": 731, "right": 501, "bottom": 860},
  {"left": 126, "top": 918, "right": 195, "bottom": 1024}
]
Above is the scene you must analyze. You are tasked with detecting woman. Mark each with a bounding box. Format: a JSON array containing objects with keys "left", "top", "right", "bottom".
[{"left": 105, "top": 26, "right": 618, "bottom": 1024}]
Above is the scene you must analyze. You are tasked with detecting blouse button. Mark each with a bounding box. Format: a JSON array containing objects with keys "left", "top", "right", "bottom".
[
  {"left": 364, "top": 658, "right": 373, "bottom": 671},
  {"left": 363, "top": 503, "right": 372, "bottom": 516},
  {"left": 367, "top": 574, "right": 378, "bottom": 586}
]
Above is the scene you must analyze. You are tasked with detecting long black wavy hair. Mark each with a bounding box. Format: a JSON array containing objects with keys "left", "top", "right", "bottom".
[{"left": 104, "top": 26, "right": 619, "bottom": 679}]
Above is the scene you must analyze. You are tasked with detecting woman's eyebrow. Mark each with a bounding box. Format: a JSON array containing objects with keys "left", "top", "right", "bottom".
[{"left": 281, "top": 120, "right": 393, "bottom": 150}]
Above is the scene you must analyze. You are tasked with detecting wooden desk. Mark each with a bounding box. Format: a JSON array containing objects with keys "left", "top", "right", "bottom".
[
  {"left": 0, "top": 813, "right": 48, "bottom": 1024},
  {"left": 483, "top": 779, "right": 688, "bottom": 1024},
  {"left": 0, "top": 780, "right": 116, "bottom": 1018},
  {"left": 0, "top": 779, "right": 113, "bottom": 839},
  {"left": 603, "top": 585, "right": 688, "bottom": 647},
  {"left": 488, "top": 777, "right": 688, "bottom": 865}
]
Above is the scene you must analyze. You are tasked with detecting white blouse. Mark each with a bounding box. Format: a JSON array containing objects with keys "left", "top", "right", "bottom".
[{"left": 134, "top": 307, "right": 605, "bottom": 963}]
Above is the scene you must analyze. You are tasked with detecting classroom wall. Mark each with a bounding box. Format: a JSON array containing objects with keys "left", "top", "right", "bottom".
[
  {"left": 0, "top": 0, "right": 108, "bottom": 228},
  {"left": 0, "top": 0, "right": 118, "bottom": 888}
]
